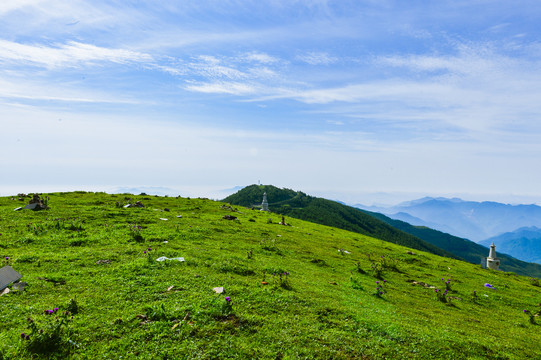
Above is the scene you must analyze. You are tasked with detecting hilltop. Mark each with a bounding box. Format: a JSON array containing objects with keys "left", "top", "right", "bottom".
[
  {"left": 223, "top": 185, "right": 457, "bottom": 259},
  {"left": 0, "top": 191, "right": 540, "bottom": 359},
  {"left": 223, "top": 185, "right": 541, "bottom": 277}
]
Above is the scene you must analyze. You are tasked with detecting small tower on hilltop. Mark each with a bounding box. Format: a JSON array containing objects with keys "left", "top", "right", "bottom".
[
  {"left": 486, "top": 242, "right": 500, "bottom": 270},
  {"left": 261, "top": 192, "right": 269, "bottom": 212}
]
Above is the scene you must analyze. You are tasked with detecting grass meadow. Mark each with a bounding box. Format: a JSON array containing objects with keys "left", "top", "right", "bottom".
[{"left": 1, "top": 192, "right": 540, "bottom": 359}]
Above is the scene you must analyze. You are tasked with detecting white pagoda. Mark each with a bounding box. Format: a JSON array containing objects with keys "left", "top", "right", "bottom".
[
  {"left": 486, "top": 243, "right": 500, "bottom": 270},
  {"left": 261, "top": 192, "right": 269, "bottom": 211}
]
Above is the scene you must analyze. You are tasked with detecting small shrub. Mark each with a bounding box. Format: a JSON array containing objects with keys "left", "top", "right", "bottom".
[
  {"left": 130, "top": 224, "right": 144, "bottom": 242},
  {"left": 144, "top": 248, "right": 153, "bottom": 265},
  {"left": 350, "top": 272, "right": 363, "bottom": 290},
  {"left": 22, "top": 309, "right": 74, "bottom": 355},
  {"left": 355, "top": 261, "right": 366, "bottom": 274},
  {"left": 530, "top": 278, "right": 540, "bottom": 287},
  {"left": 51, "top": 218, "right": 66, "bottom": 230},
  {"left": 26, "top": 223, "right": 46, "bottom": 236},
  {"left": 66, "top": 219, "right": 84, "bottom": 232},
  {"left": 368, "top": 254, "right": 399, "bottom": 279},
  {"left": 434, "top": 288, "right": 448, "bottom": 303},
  {"left": 221, "top": 297, "right": 233, "bottom": 316},
  {"left": 69, "top": 240, "right": 86, "bottom": 247},
  {"left": 145, "top": 303, "right": 171, "bottom": 321},
  {"left": 217, "top": 258, "right": 255, "bottom": 276},
  {"left": 66, "top": 297, "right": 79, "bottom": 315},
  {"left": 375, "top": 279, "right": 387, "bottom": 298},
  {"left": 17, "top": 237, "right": 34, "bottom": 245},
  {"left": 272, "top": 272, "right": 291, "bottom": 290},
  {"left": 311, "top": 258, "right": 327, "bottom": 266},
  {"left": 523, "top": 304, "right": 541, "bottom": 324},
  {"left": 16, "top": 255, "right": 38, "bottom": 264},
  {"left": 260, "top": 238, "right": 280, "bottom": 253},
  {"left": 523, "top": 310, "right": 537, "bottom": 324},
  {"left": 442, "top": 278, "right": 452, "bottom": 292}
]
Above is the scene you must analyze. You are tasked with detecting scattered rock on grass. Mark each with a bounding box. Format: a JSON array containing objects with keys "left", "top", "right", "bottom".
[
  {"left": 24, "top": 194, "right": 49, "bottom": 210},
  {"left": 0, "top": 265, "right": 23, "bottom": 291},
  {"left": 407, "top": 280, "right": 435, "bottom": 288},
  {"left": 12, "top": 282, "right": 27, "bottom": 291}
]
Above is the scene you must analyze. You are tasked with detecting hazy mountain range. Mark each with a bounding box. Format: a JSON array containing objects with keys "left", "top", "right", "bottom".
[
  {"left": 355, "top": 197, "right": 541, "bottom": 243},
  {"left": 479, "top": 227, "right": 541, "bottom": 264},
  {"left": 223, "top": 185, "right": 541, "bottom": 275}
]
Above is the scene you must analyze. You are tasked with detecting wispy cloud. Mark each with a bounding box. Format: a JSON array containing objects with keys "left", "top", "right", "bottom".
[
  {"left": 184, "top": 81, "right": 256, "bottom": 96},
  {"left": 296, "top": 52, "right": 337, "bottom": 65},
  {"left": 0, "top": 40, "right": 153, "bottom": 69},
  {"left": 0, "top": 76, "right": 142, "bottom": 105},
  {"left": 2, "top": 1, "right": 541, "bottom": 202},
  {"left": 243, "top": 52, "right": 280, "bottom": 64}
]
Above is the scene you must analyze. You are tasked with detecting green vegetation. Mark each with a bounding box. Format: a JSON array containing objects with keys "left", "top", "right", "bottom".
[
  {"left": 224, "top": 185, "right": 457, "bottom": 258},
  {"left": 365, "top": 210, "right": 541, "bottom": 278},
  {"left": 1, "top": 191, "right": 541, "bottom": 359},
  {"left": 225, "top": 185, "right": 541, "bottom": 278}
]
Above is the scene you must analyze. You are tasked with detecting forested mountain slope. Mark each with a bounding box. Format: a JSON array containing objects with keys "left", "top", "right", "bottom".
[{"left": 223, "top": 185, "right": 457, "bottom": 259}]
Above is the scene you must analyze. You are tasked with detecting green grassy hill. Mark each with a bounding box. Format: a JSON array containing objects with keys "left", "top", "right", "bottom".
[
  {"left": 1, "top": 192, "right": 541, "bottom": 359},
  {"left": 223, "top": 185, "right": 457, "bottom": 259},
  {"left": 365, "top": 211, "right": 541, "bottom": 278}
]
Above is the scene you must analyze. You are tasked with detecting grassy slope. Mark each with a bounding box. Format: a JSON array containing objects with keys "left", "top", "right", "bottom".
[
  {"left": 365, "top": 210, "right": 541, "bottom": 278},
  {"left": 0, "top": 192, "right": 540, "bottom": 359},
  {"left": 223, "top": 185, "right": 458, "bottom": 259}
]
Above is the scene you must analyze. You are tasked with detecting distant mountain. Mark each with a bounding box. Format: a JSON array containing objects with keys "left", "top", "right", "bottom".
[
  {"left": 479, "top": 227, "right": 541, "bottom": 264},
  {"left": 355, "top": 197, "right": 541, "bottom": 242},
  {"left": 114, "top": 186, "right": 180, "bottom": 196},
  {"left": 224, "top": 185, "right": 541, "bottom": 277},
  {"left": 365, "top": 211, "right": 541, "bottom": 277},
  {"left": 223, "top": 185, "right": 457, "bottom": 259}
]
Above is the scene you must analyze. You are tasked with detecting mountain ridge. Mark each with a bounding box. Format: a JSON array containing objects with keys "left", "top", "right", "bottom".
[
  {"left": 223, "top": 184, "right": 541, "bottom": 277},
  {"left": 479, "top": 226, "right": 541, "bottom": 264},
  {"left": 223, "top": 184, "right": 457, "bottom": 259},
  {"left": 355, "top": 197, "right": 541, "bottom": 242}
]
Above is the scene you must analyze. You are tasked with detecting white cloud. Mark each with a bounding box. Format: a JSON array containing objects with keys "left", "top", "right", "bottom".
[
  {"left": 189, "top": 56, "right": 247, "bottom": 80},
  {"left": 0, "top": 77, "right": 140, "bottom": 105},
  {"left": 184, "top": 81, "right": 256, "bottom": 95},
  {"left": 326, "top": 120, "right": 344, "bottom": 125},
  {"left": 0, "top": 40, "right": 153, "bottom": 69},
  {"left": 243, "top": 52, "right": 279, "bottom": 64},
  {"left": 0, "top": 0, "right": 45, "bottom": 15},
  {"left": 296, "top": 52, "right": 337, "bottom": 65},
  {"left": 2, "top": 2, "right": 541, "bottom": 203}
]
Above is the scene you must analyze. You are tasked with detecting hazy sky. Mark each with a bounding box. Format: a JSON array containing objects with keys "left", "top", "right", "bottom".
[{"left": 2, "top": 1, "right": 541, "bottom": 205}]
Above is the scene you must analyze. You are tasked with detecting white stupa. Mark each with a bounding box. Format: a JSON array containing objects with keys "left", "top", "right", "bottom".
[
  {"left": 261, "top": 192, "right": 269, "bottom": 212},
  {"left": 486, "top": 242, "right": 500, "bottom": 270}
]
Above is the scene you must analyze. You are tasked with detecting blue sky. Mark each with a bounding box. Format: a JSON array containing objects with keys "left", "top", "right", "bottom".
[{"left": 2, "top": 0, "right": 541, "bottom": 205}]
